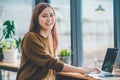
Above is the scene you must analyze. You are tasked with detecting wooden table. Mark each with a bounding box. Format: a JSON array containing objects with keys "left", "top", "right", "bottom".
[
  {"left": 0, "top": 62, "right": 119, "bottom": 80},
  {"left": 0, "top": 62, "right": 97, "bottom": 80},
  {"left": 0, "top": 62, "right": 19, "bottom": 80},
  {"left": 56, "top": 72, "right": 96, "bottom": 80}
]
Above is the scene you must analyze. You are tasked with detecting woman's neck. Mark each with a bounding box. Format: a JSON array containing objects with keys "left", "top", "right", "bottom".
[{"left": 40, "top": 30, "right": 51, "bottom": 38}]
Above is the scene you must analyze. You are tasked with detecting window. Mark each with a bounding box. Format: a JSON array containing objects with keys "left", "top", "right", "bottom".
[
  {"left": 82, "top": 0, "right": 114, "bottom": 67},
  {"left": 51, "top": 0, "right": 71, "bottom": 50},
  {"left": 0, "top": 0, "right": 33, "bottom": 37},
  {"left": 0, "top": 0, "right": 34, "bottom": 79}
]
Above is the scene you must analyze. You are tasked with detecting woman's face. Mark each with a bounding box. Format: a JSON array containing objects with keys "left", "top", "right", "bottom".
[{"left": 38, "top": 7, "right": 55, "bottom": 32}]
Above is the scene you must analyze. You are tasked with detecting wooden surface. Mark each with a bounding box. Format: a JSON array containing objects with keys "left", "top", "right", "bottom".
[
  {"left": 57, "top": 72, "right": 97, "bottom": 80},
  {"left": 0, "top": 62, "right": 20, "bottom": 80},
  {"left": 0, "top": 62, "right": 20, "bottom": 69},
  {"left": 0, "top": 62, "right": 97, "bottom": 79},
  {"left": 0, "top": 62, "right": 120, "bottom": 80},
  {"left": 0, "top": 61, "right": 20, "bottom": 73},
  {"left": 56, "top": 72, "right": 120, "bottom": 80}
]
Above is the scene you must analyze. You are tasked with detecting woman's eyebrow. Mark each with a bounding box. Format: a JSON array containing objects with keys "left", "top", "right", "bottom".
[
  {"left": 50, "top": 13, "right": 54, "bottom": 14},
  {"left": 42, "top": 12, "right": 54, "bottom": 15},
  {"left": 41, "top": 13, "right": 47, "bottom": 15},
  {"left": 50, "top": 13, "right": 54, "bottom": 15}
]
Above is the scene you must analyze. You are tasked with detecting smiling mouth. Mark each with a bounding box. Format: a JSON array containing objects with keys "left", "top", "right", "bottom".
[{"left": 46, "top": 23, "right": 53, "bottom": 26}]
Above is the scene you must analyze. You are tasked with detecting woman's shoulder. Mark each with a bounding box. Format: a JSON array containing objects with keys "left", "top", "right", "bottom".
[
  {"left": 26, "top": 32, "right": 37, "bottom": 36},
  {"left": 23, "top": 32, "right": 40, "bottom": 41},
  {"left": 24, "top": 32, "right": 38, "bottom": 38},
  {"left": 23, "top": 32, "right": 45, "bottom": 47}
]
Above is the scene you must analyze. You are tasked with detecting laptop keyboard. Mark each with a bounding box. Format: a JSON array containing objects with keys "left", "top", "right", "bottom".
[{"left": 103, "top": 77, "right": 120, "bottom": 80}]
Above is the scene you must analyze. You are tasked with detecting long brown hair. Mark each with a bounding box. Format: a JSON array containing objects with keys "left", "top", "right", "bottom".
[{"left": 29, "top": 2, "right": 58, "bottom": 53}]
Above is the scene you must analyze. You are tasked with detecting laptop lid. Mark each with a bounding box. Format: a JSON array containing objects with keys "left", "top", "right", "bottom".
[{"left": 101, "top": 48, "right": 119, "bottom": 73}]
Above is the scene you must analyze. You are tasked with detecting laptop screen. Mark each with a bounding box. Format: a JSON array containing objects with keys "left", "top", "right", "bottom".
[{"left": 101, "top": 48, "right": 118, "bottom": 73}]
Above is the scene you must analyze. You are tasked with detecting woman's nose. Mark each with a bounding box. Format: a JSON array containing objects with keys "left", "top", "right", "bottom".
[{"left": 47, "top": 17, "right": 51, "bottom": 22}]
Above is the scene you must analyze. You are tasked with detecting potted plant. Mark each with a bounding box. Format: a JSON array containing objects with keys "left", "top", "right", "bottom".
[
  {"left": 0, "top": 20, "right": 20, "bottom": 62},
  {"left": 2, "top": 39, "right": 18, "bottom": 62},
  {"left": 58, "top": 48, "right": 72, "bottom": 64}
]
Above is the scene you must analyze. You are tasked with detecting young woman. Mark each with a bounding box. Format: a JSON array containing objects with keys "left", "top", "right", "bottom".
[{"left": 16, "top": 2, "right": 99, "bottom": 80}]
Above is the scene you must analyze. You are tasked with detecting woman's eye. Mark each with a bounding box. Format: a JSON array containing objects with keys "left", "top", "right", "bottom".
[
  {"left": 42, "top": 15, "right": 47, "bottom": 17},
  {"left": 42, "top": 14, "right": 54, "bottom": 17},
  {"left": 50, "top": 14, "right": 54, "bottom": 17}
]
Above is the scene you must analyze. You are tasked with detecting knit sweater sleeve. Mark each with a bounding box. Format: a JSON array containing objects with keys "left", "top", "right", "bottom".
[{"left": 21, "top": 32, "right": 64, "bottom": 72}]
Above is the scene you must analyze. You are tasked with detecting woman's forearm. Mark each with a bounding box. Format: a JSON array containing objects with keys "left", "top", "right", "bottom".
[
  {"left": 61, "top": 63, "right": 100, "bottom": 74},
  {"left": 61, "top": 63, "right": 86, "bottom": 74}
]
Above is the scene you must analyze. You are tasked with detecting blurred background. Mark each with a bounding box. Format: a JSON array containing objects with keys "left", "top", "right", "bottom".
[{"left": 0, "top": 0, "right": 120, "bottom": 80}]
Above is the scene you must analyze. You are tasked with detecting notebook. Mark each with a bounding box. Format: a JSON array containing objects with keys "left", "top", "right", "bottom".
[{"left": 88, "top": 48, "right": 119, "bottom": 77}]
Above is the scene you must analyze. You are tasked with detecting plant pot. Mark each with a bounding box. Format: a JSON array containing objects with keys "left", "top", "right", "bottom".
[
  {"left": 3, "top": 49, "right": 18, "bottom": 62},
  {"left": 59, "top": 56, "right": 71, "bottom": 64}
]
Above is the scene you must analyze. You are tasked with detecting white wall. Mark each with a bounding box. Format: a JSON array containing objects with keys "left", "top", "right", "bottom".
[{"left": 0, "top": 0, "right": 33, "bottom": 38}]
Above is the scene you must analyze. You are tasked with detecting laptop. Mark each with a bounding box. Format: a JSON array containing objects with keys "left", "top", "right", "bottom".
[{"left": 88, "top": 48, "right": 119, "bottom": 77}]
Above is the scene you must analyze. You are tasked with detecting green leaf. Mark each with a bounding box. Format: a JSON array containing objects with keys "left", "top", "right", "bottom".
[
  {"left": 59, "top": 48, "right": 72, "bottom": 57},
  {"left": 2, "top": 20, "right": 15, "bottom": 39}
]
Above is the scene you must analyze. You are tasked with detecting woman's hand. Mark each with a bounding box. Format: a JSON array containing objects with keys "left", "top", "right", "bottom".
[{"left": 83, "top": 67, "right": 100, "bottom": 74}]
